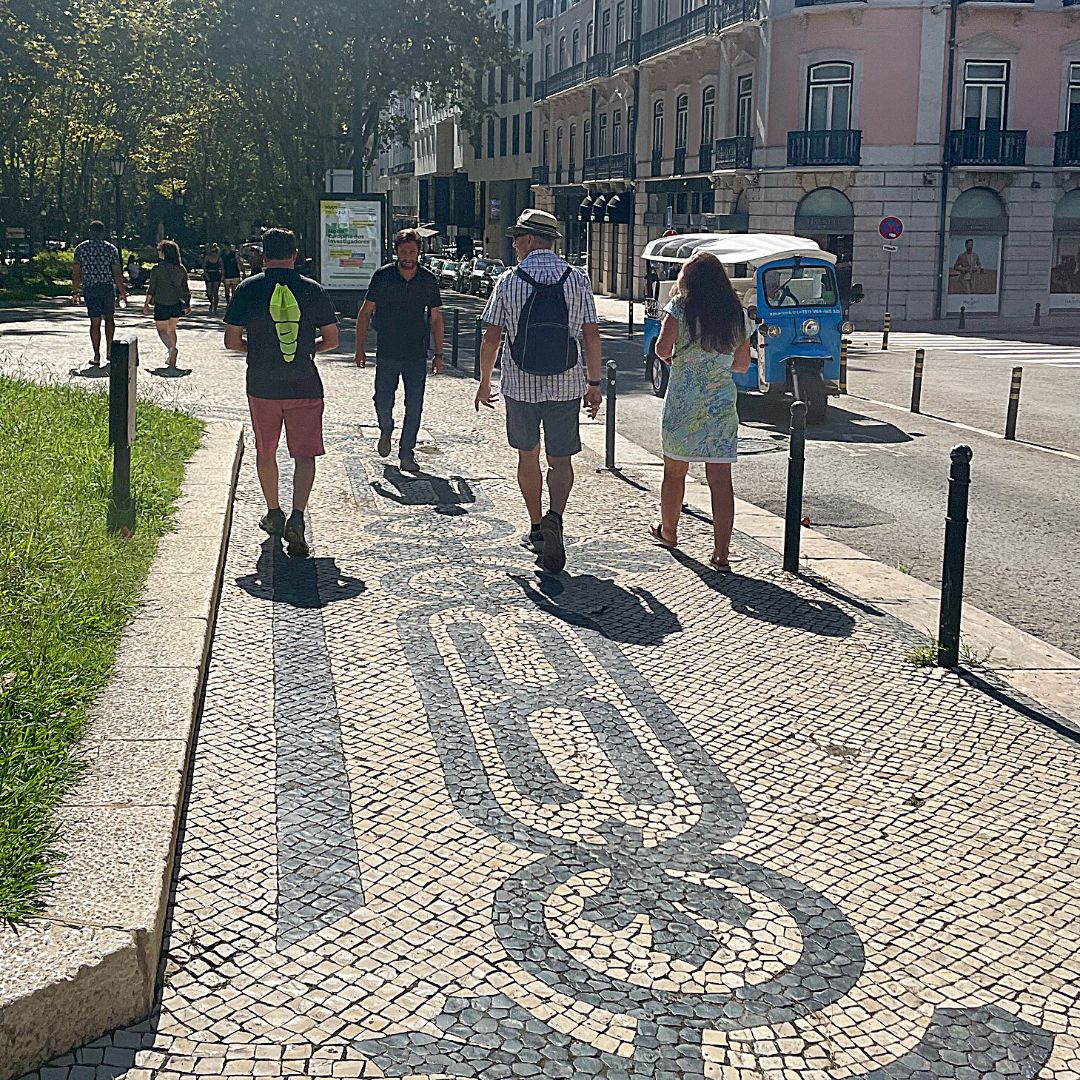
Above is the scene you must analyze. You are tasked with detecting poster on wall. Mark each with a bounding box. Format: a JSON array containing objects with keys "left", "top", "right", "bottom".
[
  {"left": 1050, "top": 236, "right": 1080, "bottom": 310},
  {"left": 319, "top": 196, "right": 386, "bottom": 290},
  {"left": 946, "top": 235, "right": 1001, "bottom": 313}
]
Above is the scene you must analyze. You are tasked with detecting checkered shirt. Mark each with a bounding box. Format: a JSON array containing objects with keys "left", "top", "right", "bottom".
[
  {"left": 481, "top": 249, "right": 598, "bottom": 403},
  {"left": 73, "top": 238, "right": 120, "bottom": 286}
]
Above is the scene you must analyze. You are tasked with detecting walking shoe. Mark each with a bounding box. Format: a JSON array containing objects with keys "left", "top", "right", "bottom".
[
  {"left": 539, "top": 511, "right": 566, "bottom": 573},
  {"left": 283, "top": 510, "right": 310, "bottom": 558},
  {"left": 259, "top": 507, "right": 286, "bottom": 537},
  {"left": 521, "top": 528, "right": 545, "bottom": 553},
  {"left": 377, "top": 432, "right": 392, "bottom": 457},
  {"left": 399, "top": 453, "right": 420, "bottom": 474}
]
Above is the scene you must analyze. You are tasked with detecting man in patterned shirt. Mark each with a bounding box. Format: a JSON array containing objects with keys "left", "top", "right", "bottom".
[
  {"left": 476, "top": 208, "right": 602, "bottom": 573},
  {"left": 71, "top": 220, "right": 127, "bottom": 366}
]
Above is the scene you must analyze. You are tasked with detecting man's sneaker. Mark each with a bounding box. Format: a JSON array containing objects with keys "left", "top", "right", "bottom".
[
  {"left": 377, "top": 432, "right": 392, "bottom": 457},
  {"left": 283, "top": 511, "right": 310, "bottom": 558},
  {"left": 399, "top": 453, "right": 420, "bottom": 474},
  {"left": 521, "top": 529, "right": 545, "bottom": 553},
  {"left": 539, "top": 511, "right": 566, "bottom": 573},
  {"left": 259, "top": 508, "right": 286, "bottom": 537}
]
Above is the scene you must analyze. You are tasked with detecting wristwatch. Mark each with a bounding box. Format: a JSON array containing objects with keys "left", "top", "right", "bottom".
[{"left": 586, "top": 379, "right": 602, "bottom": 387}]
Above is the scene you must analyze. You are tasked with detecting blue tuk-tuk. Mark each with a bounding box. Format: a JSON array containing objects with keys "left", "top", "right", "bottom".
[{"left": 642, "top": 233, "right": 855, "bottom": 423}]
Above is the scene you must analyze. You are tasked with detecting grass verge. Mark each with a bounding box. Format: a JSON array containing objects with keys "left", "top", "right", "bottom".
[{"left": 0, "top": 376, "right": 203, "bottom": 923}]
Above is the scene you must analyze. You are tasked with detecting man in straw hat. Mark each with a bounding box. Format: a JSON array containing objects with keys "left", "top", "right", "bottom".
[{"left": 476, "top": 208, "right": 603, "bottom": 573}]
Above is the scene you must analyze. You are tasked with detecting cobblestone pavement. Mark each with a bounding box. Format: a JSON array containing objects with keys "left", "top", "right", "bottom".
[{"left": 6, "top": 301, "right": 1080, "bottom": 1079}]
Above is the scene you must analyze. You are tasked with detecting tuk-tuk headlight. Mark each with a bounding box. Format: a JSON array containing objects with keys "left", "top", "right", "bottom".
[
  {"left": 801, "top": 318, "right": 821, "bottom": 337},
  {"left": 765, "top": 324, "right": 782, "bottom": 338},
  {"left": 841, "top": 320, "right": 854, "bottom": 335}
]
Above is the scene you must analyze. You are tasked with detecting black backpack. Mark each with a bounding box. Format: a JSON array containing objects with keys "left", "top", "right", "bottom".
[{"left": 509, "top": 266, "right": 577, "bottom": 375}]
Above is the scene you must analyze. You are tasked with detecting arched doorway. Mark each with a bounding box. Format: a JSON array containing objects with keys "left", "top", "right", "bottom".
[
  {"left": 947, "top": 186, "right": 1007, "bottom": 314},
  {"left": 1050, "top": 189, "right": 1080, "bottom": 310},
  {"left": 794, "top": 187, "right": 853, "bottom": 264}
]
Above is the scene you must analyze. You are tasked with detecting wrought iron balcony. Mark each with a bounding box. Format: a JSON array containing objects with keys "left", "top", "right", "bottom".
[
  {"left": 389, "top": 161, "right": 415, "bottom": 176},
  {"left": 554, "top": 163, "right": 564, "bottom": 185},
  {"left": 714, "top": 136, "right": 753, "bottom": 170},
  {"left": 614, "top": 40, "right": 634, "bottom": 68},
  {"left": 566, "top": 163, "right": 578, "bottom": 183},
  {"left": 582, "top": 152, "right": 632, "bottom": 180},
  {"left": 1055, "top": 131, "right": 1080, "bottom": 166},
  {"left": 697, "top": 143, "right": 713, "bottom": 172},
  {"left": 786, "top": 129, "right": 861, "bottom": 166},
  {"left": 532, "top": 164, "right": 551, "bottom": 185},
  {"left": 795, "top": 0, "right": 866, "bottom": 5},
  {"left": 640, "top": 0, "right": 759, "bottom": 61},
  {"left": 534, "top": 79, "right": 547, "bottom": 101},
  {"left": 536, "top": 0, "right": 553, "bottom": 20},
  {"left": 544, "top": 62, "right": 586, "bottom": 97},
  {"left": 651, "top": 151, "right": 664, "bottom": 177},
  {"left": 586, "top": 53, "right": 613, "bottom": 80},
  {"left": 946, "top": 129, "right": 1027, "bottom": 167}
]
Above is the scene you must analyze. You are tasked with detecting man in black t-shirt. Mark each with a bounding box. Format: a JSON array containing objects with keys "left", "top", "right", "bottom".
[
  {"left": 224, "top": 228, "right": 339, "bottom": 557},
  {"left": 354, "top": 229, "right": 443, "bottom": 473}
]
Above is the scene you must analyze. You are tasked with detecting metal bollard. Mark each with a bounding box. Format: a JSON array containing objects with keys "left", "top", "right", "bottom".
[
  {"left": 605, "top": 360, "right": 617, "bottom": 470},
  {"left": 451, "top": 308, "right": 460, "bottom": 368},
  {"left": 627, "top": 296, "right": 634, "bottom": 339},
  {"left": 937, "top": 444, "right": 973, "bottom": 668},
  {"left": 910, "top": 348, "right": 925, "bottom": 414},
  {"left": 839, "top": 337, "right": 848, "bottom": 395},
  {"left": 473, "top": 317, "right": 482, "bottom": 380},
  {"left": 782, "top": 400, "right": 807, "bottom": 574},
  {"left": 107, "top": 334, "right": 139, "bottom": 534},
  {"left": 958, "top": 305, "right": 966, "bottom": 330},
  {"left": 1004, "top": 366, "right": 1023, "bottom": 440},
  {"left": 881, "top": 312, "right": 891, "bottom": 351},
  {"left": 1033, "top": 302, "right": 1041, "bottom": 327}
]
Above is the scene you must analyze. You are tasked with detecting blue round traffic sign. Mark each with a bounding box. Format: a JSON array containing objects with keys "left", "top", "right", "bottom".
[{"left": 879, "top": 216, "right": 904, "bottom": 240}]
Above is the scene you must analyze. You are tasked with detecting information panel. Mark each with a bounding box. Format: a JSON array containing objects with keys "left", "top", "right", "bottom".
[{"left": 319, "top": 196, "right": 385, "bottom": 290}]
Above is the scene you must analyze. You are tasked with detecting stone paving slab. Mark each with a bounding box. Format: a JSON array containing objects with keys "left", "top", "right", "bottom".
[{"left": 14, "top": 360, "right": 1080, "bottom": 1080}]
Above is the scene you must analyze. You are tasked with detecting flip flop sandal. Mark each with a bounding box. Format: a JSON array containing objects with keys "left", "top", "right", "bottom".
[
  {"left": 650, "top": 524, "right": 677, "bottom": 548},
  {"left": 709, "top": 556, "right": 733, "bottom": 572}
]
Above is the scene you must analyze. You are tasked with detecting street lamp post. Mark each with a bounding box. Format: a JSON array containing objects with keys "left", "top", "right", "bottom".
[{"left": 111, "top": 150, "right": 126, "bottom": 254}]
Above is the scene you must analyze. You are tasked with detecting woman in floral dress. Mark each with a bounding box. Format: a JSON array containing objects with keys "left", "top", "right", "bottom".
[{"left": 649, "top": 252, "right": 751, "bottom": 570}]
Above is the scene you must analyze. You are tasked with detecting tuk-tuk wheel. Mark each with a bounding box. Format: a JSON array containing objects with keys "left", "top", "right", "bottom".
[
  {"left": 795, "top": 368, "right": 829, "bottom": 424},
  {"left": 649, "top": 356, "right": 669, "bottom": 398}
]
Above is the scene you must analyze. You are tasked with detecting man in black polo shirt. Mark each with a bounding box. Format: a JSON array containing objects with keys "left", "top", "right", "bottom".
[{"left": 355, "top": 228, "right": 443, "bottom": 473}]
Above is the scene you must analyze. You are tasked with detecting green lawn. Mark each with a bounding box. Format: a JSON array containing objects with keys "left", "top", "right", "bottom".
[{"left": 0, "top": 377, "right": 204, "bottom": 922}]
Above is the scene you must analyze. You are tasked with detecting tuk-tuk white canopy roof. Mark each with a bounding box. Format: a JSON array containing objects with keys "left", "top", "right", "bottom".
[{"left": 641, "top": 233, "right": 837, "bottom": 267}]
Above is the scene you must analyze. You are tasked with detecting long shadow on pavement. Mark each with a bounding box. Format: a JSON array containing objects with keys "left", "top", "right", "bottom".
[{"left": 235, "top": 538, "right": 366, "bottom": 608}]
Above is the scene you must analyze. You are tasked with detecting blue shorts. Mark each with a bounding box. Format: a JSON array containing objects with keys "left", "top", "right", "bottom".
[{"left": 84, "top": 283, "right": 116, "bottom": 318}]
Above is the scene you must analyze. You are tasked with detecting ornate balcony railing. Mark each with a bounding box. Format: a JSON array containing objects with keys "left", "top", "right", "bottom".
[
  {"left": 697, "top": 143, "right": 713, "bottom": 171},
  {"left": 945, "top": 129, "right": 1027, "bottom": 167},
  {"left": 713, "top": 135, "right": 753, "bottom": 170},
  {"left": 786, "top": 128, "right": 861, "bottom": 166},
  {"left": 566, "top": 163, "right": 578, "bottom": 183},
  {"left": 532, "top": 164, "right": 551, "bottom": 185},
  {"left": 554, "top": 163, "right": 564, "bottom": 185},
  {"left": 586, "top": 53, "right": 613, "bottom": 79},
  {"left": 534, "top": 79, "right": 547, "bottom": 101},
  {"left": 673, "top": 147, "right": 687, "bottom": 174},
  {"left": 536, "top": 0, "right": 553, "bottom": 20},
  {"left": 614, "top": 39, "right": 634, "bottom": 68},
  {"left": 545, "top": 62, "right": 586, "bottom": 97},
  {"left": 582, "top": 152, "right": 633, "bottom": 181},
  {"left": 1055, "top": 130, "right": 1080, "bottom": 166},
  {"left": 640, "top": 0, "right": 759, "bottom": 61},
  {"left": 651, "top": 151, "right": 664, "bottom": 177}
]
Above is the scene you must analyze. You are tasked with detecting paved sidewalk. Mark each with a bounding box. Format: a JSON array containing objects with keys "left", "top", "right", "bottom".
[{"left": 8, "top": 311, "right": 1080, "bottom": 1078}]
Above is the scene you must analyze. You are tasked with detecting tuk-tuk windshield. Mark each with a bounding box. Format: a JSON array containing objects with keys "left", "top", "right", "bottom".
[{"left": 762, "top": 266, "right": 837, "bottom": 309}]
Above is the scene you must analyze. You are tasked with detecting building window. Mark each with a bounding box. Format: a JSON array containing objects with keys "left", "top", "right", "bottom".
[
  {"left": 806, "top": 62, "right": 852, "bottom": 131},
  {"left": 488, "top": 118, "right": 496, "bottom": 157},
  {"left": 542, "top": 128, "right": 549, "bottom": 164},
  {"left": 527, "top": 0, "right": 534, "bottom": 40},
  {"left": 584, "top": 118, "right": 592, "bottom": 156},
  {"left": 652, "top": 99, "right": 665, "bottom": 156},
  {"left": 572, "top": 28, "right": 580, "bottom": 66},
  {"left": 525, "top": 111, "right": 534, "bottom": 153},
  {"left": 514, "top": 3, "right": 522, "bottom": 45},
  {"left": 736, "top": 74, "right": 752, "bottom": 139},
  {"left": 1067, "top": 63, "right": 1080, "bottom": 132},
  {"left": 680, "top": 0, "right": 690, "bottom": 14},
  {"left": 501, "top": 66, "right": 509, "bottom": 104},
  {"left": 560, "top": 0, "right": 567, "bottom": 10},
  {"left": 544, "top": 43, "right": 552, "bottom": 79},
  {"left": 500, "top": 116, "right": 508, "bottom": 156},
  {"left": 612, "top": 108, "right": 623, "bottom": 153},
  {"left": 598, "top": 113, "right": 608, "bottom": 155},
  {"left": 559, "top": 35, "right": 566, "bottom": 69},
  {"left": 569, "top": 122, "right": 577, "bottom": 165},
  {"left": 701, "top": 86, "right": 716, "bottom": 144},
  {"left": 947, "top": 186, "right": 1007, "bottom": 314},
  {"left": 675, "top": 93, "right": 688, "bottom": 148},
  {"left": 487, "top": 71, "right": 496, "bottom": 106},
  {"left": 514, "top": 67, "right": 522, "bottom": 101},
  {"left": 657, "top": 0, "right": 668, "bottom": 28},
  {"left": 526, "top": 53, "right": 533, "bottom": 96},
  {"left": 601, "top": 8, "right": 611, "bottom": 52},
  {"left": 587, "top": 20, "right": 594, "bottom": 56},
  {"left": 512, "top": 113, "right": 521, "bottom": 154},
  {"left": 557, "top": 126, "right": 564, "bottom": 166},
  {"left": 963, "top": 60, "right": 1008, "bottom": 132},
  {"left": 1050, "top": 188, "right": 1080, "bottom": 308}
]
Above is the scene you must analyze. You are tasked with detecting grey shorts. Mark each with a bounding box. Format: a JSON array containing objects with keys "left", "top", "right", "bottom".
[{"left": 505, "top": 396, "right": 582, "bottom": 458}]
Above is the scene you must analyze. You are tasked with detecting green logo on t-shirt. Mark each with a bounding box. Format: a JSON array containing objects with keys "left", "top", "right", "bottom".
[{"left": 269, "top": 283, "right": 301, "bottom": 362}]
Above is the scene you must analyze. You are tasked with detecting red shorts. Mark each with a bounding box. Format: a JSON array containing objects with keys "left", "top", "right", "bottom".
[{"left": 247, "top": 396, "right": 325, "bottom": 458}]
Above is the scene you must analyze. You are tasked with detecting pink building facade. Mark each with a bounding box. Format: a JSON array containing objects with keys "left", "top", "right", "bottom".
[{"left": 532, "top": 0, "right": 1080, "bottom": 320}]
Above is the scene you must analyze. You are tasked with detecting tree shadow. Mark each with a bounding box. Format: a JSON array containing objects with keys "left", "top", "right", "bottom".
[
  {"left": 371, "top": 464, "right": 476, "bottom": 509},
  {"left": 235, "top": 538, "right": 366, "bottom": 609},
  {"left": 511, "top": 571, "right": 682, "bottom": 646},
  {"left": 670, "top": 548, "right": 855, "bottom": 638}
]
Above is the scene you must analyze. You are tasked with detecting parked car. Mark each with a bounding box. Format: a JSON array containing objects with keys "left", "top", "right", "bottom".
[
  {"left": 476, "top": 261, "right": 508, "bottom": 298},
  {"left": 438, "top": 259, "right": 459, "bottom": 290},
  {"left": 467, "top": 259, "right": 505, "bottom": 295}
]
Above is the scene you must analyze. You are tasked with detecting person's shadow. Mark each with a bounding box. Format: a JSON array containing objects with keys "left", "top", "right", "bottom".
[
  {"left": 371, "top": 465, "right": 475, "bottom": 513},
  {"left": 69, "top": 363, "right": 110, "bottom": 378},
  {"left": 512, "top": 572, "right": 682, "bottom": 646},
  {"left": 235, "top": 539, "right": 366, "bottom": 609},
  {"left": 671, "top": 549, "right": 854, "bottom": 638},
  {"left": 148, "top": 365, "right": 193, "bottom": 378}
]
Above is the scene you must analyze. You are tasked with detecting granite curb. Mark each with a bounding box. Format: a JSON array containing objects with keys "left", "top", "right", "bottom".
[
  {"left": 0, "top": 420, "right": 244, "bottom": 1080},
  {"left": 580, "top": 422, "right": 1080, "bottom": 733}
]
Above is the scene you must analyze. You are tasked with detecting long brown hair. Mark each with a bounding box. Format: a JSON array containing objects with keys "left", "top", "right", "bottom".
[
  {"left": 158, "top": 239, "right": 185, "bottom": 270},
  {"left": 672, "top": 251, "right": 744, "bottom": 354}
]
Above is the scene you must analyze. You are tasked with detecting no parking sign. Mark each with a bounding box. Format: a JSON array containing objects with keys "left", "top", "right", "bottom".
[{"left": 879, "top": 216, "right": 904, "bottom": 240}]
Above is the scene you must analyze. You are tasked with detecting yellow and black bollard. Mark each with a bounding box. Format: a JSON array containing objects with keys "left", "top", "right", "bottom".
[
  {"left": 881, "top": 311, "right": 891, "bottom": 351},
  {"left": 1004, "top": 366, "right": 1023, "bottom": 440},
  {"left": 839, "top": 337, "right": 849, "bottom": 394},
  {"left": 910, "top": 348, "right": 925, "bottom": 413}
]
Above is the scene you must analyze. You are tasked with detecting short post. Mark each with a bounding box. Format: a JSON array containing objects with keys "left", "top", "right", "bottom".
[
  {"left": 1004, "top": 366, "right": 1023, "bottom": 440},
  {"left": 910, "top": 348, "right": 925, "bottom": 413},
  {"left": 1033, "top": 302, "right": 1042, "bottom": 327},
  {"left": 627, "top": 295, "right": 634, "bottom": 339},
  {"left": 958, "top": 305, "right": 966, "bottom": 330},
  {"left": 782, "top": 400, "right": 807, "bottom": 574},
  {"left": 937, "top": 444, "right": 973, "bottom": 668},
  {"left": 839, "top": 337, "right": 849, "bottom": 395},
  {"left": 107, "top": 334, "right": 139, "bottom": 534},
  {"left": 880, "top": 311, "right": 891, "bottom": 351},
  {"left": 473, "top": 317, "right": 482, "bottom": 380},
  {"left": 451, "top": 308, "right": 460, "bottom": 369},
  {"left": 605, "top": 360, "right": 617, "bottom": 471}
]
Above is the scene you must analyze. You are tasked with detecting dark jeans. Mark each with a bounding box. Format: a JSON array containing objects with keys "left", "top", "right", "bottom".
[{"left": 373, "top": 357, "right": 428, "bottom": 455}]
